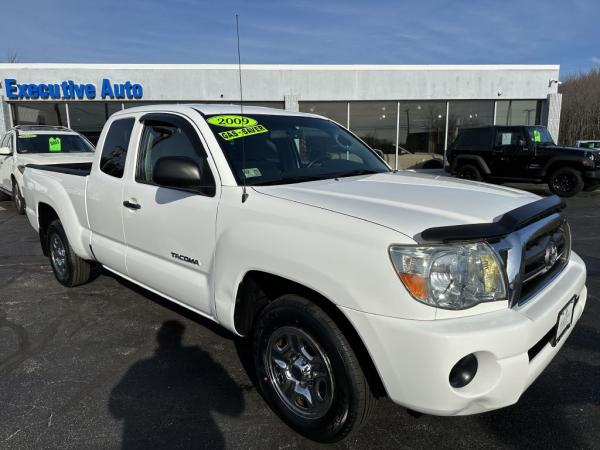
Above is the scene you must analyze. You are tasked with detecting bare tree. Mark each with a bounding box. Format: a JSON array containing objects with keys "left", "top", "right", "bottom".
[{"left": 559, "top": 66, "right": 600, "bottom": 145}]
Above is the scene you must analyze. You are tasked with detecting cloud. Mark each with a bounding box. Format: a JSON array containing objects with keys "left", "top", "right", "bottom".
[{"left": 591, "top": 57, "right": 600, "bottom": 65}]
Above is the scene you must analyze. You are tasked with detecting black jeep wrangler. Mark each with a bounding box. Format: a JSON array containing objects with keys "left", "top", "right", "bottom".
[{"left": 447, "top": 125, "right": 600, "bottom": 196}]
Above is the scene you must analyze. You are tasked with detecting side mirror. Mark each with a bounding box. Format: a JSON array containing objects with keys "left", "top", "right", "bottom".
[
  {"left": 0, "top": 146, "right": 11, "bottom": 156},
  {"left": 152, "top": 156, "right": 203, "bottom": 190}
]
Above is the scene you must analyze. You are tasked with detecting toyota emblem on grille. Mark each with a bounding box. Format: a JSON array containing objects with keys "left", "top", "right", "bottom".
[{"left": 545, "top": 240, "right": 559, "bottom": 270}]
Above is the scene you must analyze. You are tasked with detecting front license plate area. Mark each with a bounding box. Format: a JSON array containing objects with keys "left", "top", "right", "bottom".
[{"left": 553, "top": 295, "right": 577, "bottom": 346}]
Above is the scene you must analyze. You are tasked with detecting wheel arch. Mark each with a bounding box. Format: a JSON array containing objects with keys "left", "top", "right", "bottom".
[
  {"left": 38, "top": 202, "right": 60, "bottom": 256},
  {"left": 234, "top": 270, "right": 387, "bottom": 397},
  {"left": 541, "top": 157, "right": 587, "bottom": 178},
  {"left": 452, "top": 155, "right": 491, "bottom": 175}
]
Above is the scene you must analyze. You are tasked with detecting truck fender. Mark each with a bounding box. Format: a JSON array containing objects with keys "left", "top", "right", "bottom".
[
  {"left": 540, "top": 156, "right": 587, "bottom": 177},
  {"left": 26, "top": 175, "right": 93, "bottom": 261},
  {"left": 452, "top": 155, "right": 491, "bottom": 175}
]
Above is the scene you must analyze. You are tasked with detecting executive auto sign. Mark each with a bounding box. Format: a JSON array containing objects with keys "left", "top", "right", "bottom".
[{"left": 4, "top": 78, "right": 143, "bottom": 100}]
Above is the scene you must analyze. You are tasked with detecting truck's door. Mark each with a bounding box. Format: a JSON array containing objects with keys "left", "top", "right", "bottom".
[
  {"left": 493, "top": 127, "right": 528, "bottom": 177},
  {"left": 121, "top": 113, "right": 219, "bottom": 316},
  {"left": 0, "top": 132, "right": 15, "bottom": 191},
  {"left": 87, "top": 117, "right": 136, "bottom": 274}
]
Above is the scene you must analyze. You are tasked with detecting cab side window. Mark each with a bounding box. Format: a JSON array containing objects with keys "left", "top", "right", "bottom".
[
  {"left": 495, "top": 130, "right": 525, "bottom": 147},
  {"left": 136, "top": 115, "right": 215, "bottom": 197},
  {"left": 100, "top": 118, "right": 135, "bottom": 178}
]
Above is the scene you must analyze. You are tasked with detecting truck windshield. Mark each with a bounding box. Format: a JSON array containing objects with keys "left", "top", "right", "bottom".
[
  {"left": 17, "top": 133, "right": 95, "bottom": 154},
  {"left": 526, "top": 126, "right": 555, "bottom": 145},
  {"left": 205, "top": 113, "right": 389, "bottom": 186}
]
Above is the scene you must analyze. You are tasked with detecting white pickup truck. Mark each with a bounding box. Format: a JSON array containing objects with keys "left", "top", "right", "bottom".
[
  {"left": 23, "top": 104, "right": 587, "bottom": 442},
  {"left": 0, "top": 125, "right": 95, "bottom": 214}
]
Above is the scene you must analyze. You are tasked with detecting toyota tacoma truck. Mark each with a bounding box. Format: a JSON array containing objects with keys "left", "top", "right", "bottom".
[{"left": 22, "top": 105, "right": 587, "bottom": 442}]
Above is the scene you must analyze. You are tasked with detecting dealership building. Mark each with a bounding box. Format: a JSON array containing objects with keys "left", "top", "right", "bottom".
[{"left": 0, "top": 63, "right": 561, "bottom": 167}]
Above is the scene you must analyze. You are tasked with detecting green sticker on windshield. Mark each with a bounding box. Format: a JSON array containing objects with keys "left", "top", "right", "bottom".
[
  {"left": 49, "top": 137, "right": 62, "bottom": 152},
  {"left": 207, "top": 115, "right": 258, "bottom": 128},
  {"left": 219, "top": 125, "right": 268, "bottom": 141},
  {"left": 533, "top": 130, "right": 542, "bottom": 142}
]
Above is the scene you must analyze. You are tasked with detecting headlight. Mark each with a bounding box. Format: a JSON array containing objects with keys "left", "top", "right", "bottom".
[{"left": 389, "top": 243, "right": 507, "bottom": 309}]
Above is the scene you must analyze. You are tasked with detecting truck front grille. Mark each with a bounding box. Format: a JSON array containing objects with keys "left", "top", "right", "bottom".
[
  {"left": 490, "top": 212, "right": 571, "bottom": 307},
  {"left": 518, "top": 222, "right": 571, "bottom": 305}
]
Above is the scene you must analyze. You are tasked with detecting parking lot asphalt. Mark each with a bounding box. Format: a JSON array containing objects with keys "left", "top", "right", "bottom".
[{"left": 0, "top": 185, "right": 599, "bottom": 450}]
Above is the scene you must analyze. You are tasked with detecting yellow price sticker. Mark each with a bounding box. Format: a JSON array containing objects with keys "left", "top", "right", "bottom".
[
  {"left": 219, "top": 125, "right": 268, "bottom": 141},
  {"left": 207, "top": 115, "right": 258, "bottom": 128}
]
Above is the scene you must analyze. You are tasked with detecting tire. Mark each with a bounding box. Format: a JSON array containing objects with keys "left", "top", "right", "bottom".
[
  {"left": 47, "top": 219, "right": 92, "bottom": 287},
  {"left": 421, "top": 160, "right": 444, "bottom": 170},
  {"left": 12, "top": 179, "right": 25, "bottom": 215},
  {"left": 253, "top": 294, "right": 376, "bottom": 443},
  {"left": 456, "top": 164, "right": 483, "bottom": 181},
  {"left": 548, "top": 167, "right": 584, "bottom": 197}
]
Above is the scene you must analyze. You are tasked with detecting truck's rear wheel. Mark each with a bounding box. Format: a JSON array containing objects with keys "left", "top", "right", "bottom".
[
  {"left": 12, "top": 180, "right": 25, "bottom": 215},
  {"left": 548, "top": 167, "right": 584, "bottom": 197},
  {"left": 252, "top": 294, "right": 376, "bottom": 442},
  {"left": 456, "top": 164, "right": 483, "bottom": 181},
  {"left": 47, "top": 220, "right": 92, "bottom": 287}
]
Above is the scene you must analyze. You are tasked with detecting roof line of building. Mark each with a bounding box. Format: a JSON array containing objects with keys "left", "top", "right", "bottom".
[{"left": 0, "top": 63, "right": 560, "bottom": 71}]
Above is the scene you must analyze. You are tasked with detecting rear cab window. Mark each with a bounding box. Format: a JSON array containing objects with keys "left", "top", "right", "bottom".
[
  {"left": 100, "top": 118, "right": 135, "bottom": 178},
  {"left": 455, "top": 128, "right": 493, "bottom": 149}
]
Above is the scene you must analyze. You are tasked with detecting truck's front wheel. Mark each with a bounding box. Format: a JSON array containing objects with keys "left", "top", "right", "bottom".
[
  {"left": 12, "top": 180, "right": 25, "bottom": 215},
  {"left": 47, "top": 220, "right": 92, "bottom": 287},
  {"left": 252, "top": 295, "right": 376, "bottom": 442},
  {"left": 548, "top": 167, "right": 584, "bottom": 197}
]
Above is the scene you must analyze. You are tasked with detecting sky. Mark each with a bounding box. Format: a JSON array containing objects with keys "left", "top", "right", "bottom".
[{"left": 3, "top": 0, "right": 600, "bottom": 76}]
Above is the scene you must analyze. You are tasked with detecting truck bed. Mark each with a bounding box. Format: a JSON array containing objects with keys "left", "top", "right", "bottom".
[{"left": 25, "top": 162, "right": 92, "bottom": 176}]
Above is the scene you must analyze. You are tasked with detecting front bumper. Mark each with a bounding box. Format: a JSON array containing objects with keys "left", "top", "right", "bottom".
[
  {"left": 342, "top": 252, "right": 587, "bottom": 416},
  {"left": 584, "top": 169, "right": 600, "bottom": 181}
]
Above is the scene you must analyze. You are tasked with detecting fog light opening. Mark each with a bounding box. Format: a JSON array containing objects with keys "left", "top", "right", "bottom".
[{"left": 449, "top": 354, "right": 478, "bottom": 388}]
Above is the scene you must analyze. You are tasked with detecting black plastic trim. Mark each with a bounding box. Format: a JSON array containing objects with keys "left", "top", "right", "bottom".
[
  {"left": 25, "top": 162, "right": 92, "bottom": 177},
  {"left": 420, "top": 195, "right": 565, "bottom": 243}
]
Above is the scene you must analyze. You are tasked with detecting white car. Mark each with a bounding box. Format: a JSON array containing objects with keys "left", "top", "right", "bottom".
[
  {"left": 22, "top": 105, "right": 586, "bottom": 442},
  {"left": 0, "top": 125, "right": 95, "bottom": 214}
]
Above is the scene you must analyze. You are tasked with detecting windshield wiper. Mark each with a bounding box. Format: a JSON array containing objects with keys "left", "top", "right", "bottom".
[
  {"left": 333, "top": 169, "right": 381, "bottom": 178},
  {"left": 252, "top": 175, "right": 325, "bottom": 186}
]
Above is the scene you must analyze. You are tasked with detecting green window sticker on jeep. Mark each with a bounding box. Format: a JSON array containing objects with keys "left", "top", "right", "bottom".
[
  {"left": 533, "top": 130, "right": 542, "bottom": 142},
  {"left": 218, "top": 124, "right": 268, "bottom": 141},
  {"left": 207, "top": 115, "right": 258, "bottom": 128},
  {"left": 49, "top": 137, "right": 62, "bottom": 152}
]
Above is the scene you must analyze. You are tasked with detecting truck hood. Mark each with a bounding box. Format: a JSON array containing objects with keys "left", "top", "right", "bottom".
[
  {"left": 253, "top": 172, "right": 539, "bottom": 240},
  {"left": 18, "top": 153, "right": 95, "bottom": 166}
]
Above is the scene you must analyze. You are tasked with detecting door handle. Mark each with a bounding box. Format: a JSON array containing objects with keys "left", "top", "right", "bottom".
[{"left": 123, "top": 200, "right": 141, "bottom": 210}]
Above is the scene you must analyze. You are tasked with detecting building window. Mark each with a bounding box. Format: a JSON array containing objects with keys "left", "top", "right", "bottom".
[
  {"left": 69, "top": 102, "right": 122, "bottom": 145},
  {"left": 123, "top": 101, "right": 284, "bottom": 109},
  {"left": 399, "top": 101, "right": 446, "bottom": 155},
  {"left": 11, "top": 102, "right": 67, "bottom": 127},
  {"left": 447, "top": 100, "right": 495, "bottom": 146},
  {"left": 349, "top": 101, "right": 398, "bottom": 158},
  {"left": 299, "top": 102, "right": 348, "bottom": 127},
  {"left": 495, "top": 100, "right": 541, "bottom": 126}
]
